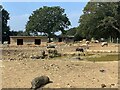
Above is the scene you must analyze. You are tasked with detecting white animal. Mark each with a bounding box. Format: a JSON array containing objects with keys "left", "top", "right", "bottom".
[
  {"left": 95, "top": 40, "right": 99, "bottom": 43},
  {"left": 101, "top": 42, "right": 108, "bottom": 47},
  {"left": 3, "top": 41, "right": 9, "bottom": 47},
  {"left": 86, "top": 41, "right": 90, "bottom": 44},
  {"left": 3, "top": 41, "right": 8, "bottom": 44},
  {"left": 82, "top": 43, "right": 89, "bottom": 49}
]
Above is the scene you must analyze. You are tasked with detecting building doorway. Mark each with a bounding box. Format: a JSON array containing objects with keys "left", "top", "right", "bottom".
[
  {"left": 58, "top": 37, "right": 62, "bottom": 42},
  {"left": 35, "top": 39, "right": 41, "bottom": 45},
  {"left": 17, "top": 39, "right": 23, "bottom": 45}
]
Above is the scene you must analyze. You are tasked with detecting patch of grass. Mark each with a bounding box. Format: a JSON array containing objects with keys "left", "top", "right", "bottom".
[
  {"left": 85, "top": 53, "right": 95, "bottom": 56},
  {"left": 86, "top": 54, "right": 118, "bottom": 61}
]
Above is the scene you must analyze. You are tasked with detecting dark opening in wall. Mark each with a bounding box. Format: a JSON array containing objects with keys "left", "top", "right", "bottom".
[
  {"left": 58, "top": 38, "right": 62, "bottom": 42},
  {"left": 35, "top": 39, "right": 41, "bottom": 45},
  {"left": 17, "top": 39, "right": 23, "bottom": 45}
]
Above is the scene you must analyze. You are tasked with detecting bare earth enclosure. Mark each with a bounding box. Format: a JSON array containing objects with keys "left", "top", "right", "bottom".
[{"left": 1, "top": 42, "right": 119, "bottom": 89}]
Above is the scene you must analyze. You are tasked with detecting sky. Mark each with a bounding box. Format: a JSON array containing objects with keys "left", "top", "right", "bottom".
[{"left": 2, "top": 2, "right": 88, "bottom": 31}]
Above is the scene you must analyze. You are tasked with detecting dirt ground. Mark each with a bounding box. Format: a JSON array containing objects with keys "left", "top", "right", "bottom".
[{"left": 0, "top": 42, "right": 119, "bottom": 88}]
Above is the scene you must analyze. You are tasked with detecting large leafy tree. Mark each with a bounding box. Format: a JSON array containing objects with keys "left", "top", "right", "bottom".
[
  {"left": 0, "top": 5, "right": 10, "bottom": 43},
  {"left": 66, "top": 27, "right": 77, "bottom": 36},
  {"left": 26, "top": 6, "right": 71, "bottom": 42},
  {"left": 0, "top": 5, "right": 2, "bottom": 43},
  {"left": 78, "top": 1, "right": 120, "bottom": 40},
  {"left": 10, "top": 30, "right": 29, "bottom": 36}
]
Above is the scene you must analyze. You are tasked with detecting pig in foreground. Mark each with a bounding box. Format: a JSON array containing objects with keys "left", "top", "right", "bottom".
[{"left": 31, "top": 75, "right": 53, "bottom": 90}]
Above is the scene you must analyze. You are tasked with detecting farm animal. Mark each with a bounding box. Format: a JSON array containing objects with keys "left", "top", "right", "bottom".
[
  {"left": 76, "top": 47, "right": 85, "bottom": 56},
  {"left": 94, "top": 40, "right": 99, "bottom": 43},
  {"left": 3, "top": 41, "right": 9, "bottom": 47},
  {"left": 47, "top": 49, "right": 58, "bottom": 55},
  {"left": 76, "top": 47, "right": 84, "bottom": 52},
  {"left": 86, "top": 41, "right": 90, "bottom": 44},
  {"left": 41, "top": 50, "right": 45, "bottom": 56},
  {"left": 91, "top": 39, "right": 99, "bottom": 43},
  {"left": 101, "top": 42, "right": 108, "bottom": 47},
  {"left": 47, "top": 45, "right": 55, "bottom": 48},
  {"left": 3, "top": 41, "right": 8, "bottom": 44},
  {"left": 31, "top": 75, "right": 53, "bottom": 90},
  {"left": 40, "top": 50, "right": 46, "bottom": 59},
  {"left": 81, "top": 43, "right": 89, "bottom": 49}
]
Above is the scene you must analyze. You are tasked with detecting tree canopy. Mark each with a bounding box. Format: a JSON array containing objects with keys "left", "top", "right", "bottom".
[
  {"left": 26, "top": 6, "right": 71, "bottom": 42},
  {"left": 0, "top": 5, "right": 10, "bottom": 43},
  {"left": 0, "top": 5, "right": 2, "bottom": 43},
  {"left": 77, "top": 1, "right": 120, "bottom": 40},
  {"left": 66, "top": 27, "right": 77, "bottom": 36},
  {"left": 10, "top": 30, "right": 29, "bottom": 36}
]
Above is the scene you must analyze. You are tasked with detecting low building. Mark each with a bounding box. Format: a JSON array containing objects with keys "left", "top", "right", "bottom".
[
  {"left": 57, "top": 35, "right": 74, "bottom": 42},
  {"left": 10, "top": 36, "right": 48, "bottom": 45}
]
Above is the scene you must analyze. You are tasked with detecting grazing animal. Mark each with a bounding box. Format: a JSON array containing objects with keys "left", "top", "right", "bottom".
[
  {"left": 76, "top": 47, "right": 84, "bottom": 52},
  {"left": 86, "top": 41, "right": 90, "bottom": 44},
  {"left": 41, "top": 50, "right": 45, "bottom": 56},
  {"left": 31, "top": 76, "right": 53, "bottom": 90},
  {"left": 3, "top": 41, "right": 8, "bottom": 44},
  {"left": 47, "top": 49, "right": 57, "bottom": 54},
  {"left": 101, "top": 42, "right": 108, "bottom": 47},
  {"left": 47, "top": 45, "right": 55, "bottom": 48},
  {"left": 3, "top": 41, "right": 9, "bottom": 47},
  {"left": 95, "top": 40, "right": 99, "bottom": 43},
  {"left": 81, "top": 43, "right": 89, "bottom": 49},
  {"left": 76, "top": 47, "right": 85, "bottom": 56}
]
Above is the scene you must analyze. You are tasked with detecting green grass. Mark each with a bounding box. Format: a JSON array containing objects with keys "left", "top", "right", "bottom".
[{"left": 86, "top": 54, "right": 118, "bottom": 61}]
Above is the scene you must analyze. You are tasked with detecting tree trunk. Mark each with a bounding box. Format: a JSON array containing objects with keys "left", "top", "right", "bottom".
[
  {"left": 111, "top": 24, "right": 120, "bottom": 33},
  {"left": 48, "top": 33, "right": 52, "bottom": 43},
  {"left": 48, "top": 37, "right": 51, "bottom": 43}
]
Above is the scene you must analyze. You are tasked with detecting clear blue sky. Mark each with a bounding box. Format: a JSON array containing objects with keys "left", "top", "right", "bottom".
[{"left": 2, "top": 2, "right": 88, "bottom": 31}]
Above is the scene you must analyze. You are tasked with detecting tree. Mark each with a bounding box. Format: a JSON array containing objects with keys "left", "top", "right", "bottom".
[
  {"left": 78, "top": 1, "right": 120, "bottom": 40},
  {"left": 26, "top": 6, "right": 71, "bottom": 42},
  {"left": 10, "top": 30, "right": 29, "bottom": 36},
  {"left": 66, "top": 27, "right": 77, "bottom": 36},
  {"left": 0, "top": 5, "right": 2, "bottom": 43},
  {"left": 1, "top": 6, "right": 10, "bottom": 43},
  {"left": 98, "top": 2, "right": 120, "bottom": 33}
]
